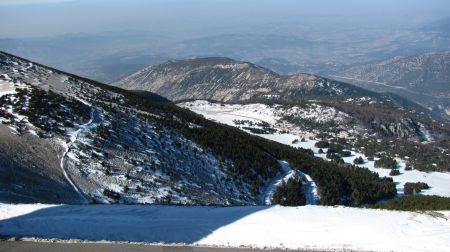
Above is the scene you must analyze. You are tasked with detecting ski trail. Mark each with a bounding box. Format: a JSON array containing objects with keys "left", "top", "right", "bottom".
[
  {"left": 297, "top": 170, "right": 320, "bottom": 205},
  {"left": 262, "top": 160, "right": 320, "bottom": 205},
  {"left": 262, "top": 161, "right": 296, "bottom": 205},
  {"left": 59, "top": 98, "right": 96, "bottom": 204}
]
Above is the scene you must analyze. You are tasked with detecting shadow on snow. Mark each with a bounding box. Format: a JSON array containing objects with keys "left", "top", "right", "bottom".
[{"left": 0, "top": 204, "right": 272, "bottom": 244}]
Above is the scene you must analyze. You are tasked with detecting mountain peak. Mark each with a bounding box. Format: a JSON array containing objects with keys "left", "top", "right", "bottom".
[{"left": 113, "top": 57, "right": 367, "bottom": 102}]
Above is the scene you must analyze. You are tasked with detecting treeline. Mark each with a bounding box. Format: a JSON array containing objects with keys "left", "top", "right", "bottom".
[
  {"left": 254, "top": 139, "right": 397, "bottom": 206},
  {"left": 372, "top": 195, "right": 450, "bottom": 211}
]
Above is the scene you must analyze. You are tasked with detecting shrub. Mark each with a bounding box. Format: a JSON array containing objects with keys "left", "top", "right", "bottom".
[
  {"left": 404, "top": 163, "right": 412, "bottom": 171},
  {"left": 103, "top": 189, "right": 120, "bottom": 200},
  {"left": 340, "top": 150, "right": 352, "bottom": 157},
  {"left": 375, "top": 156, "right": 397, "bottom": 169},
  {"left": 404, "top": 182, "right": 430, "bottom": 195},
  {"left": 389, "top": 169, "right": 400, "bottom": 176},
  {"left": 314, "top": 140, "right": 329, "bottom": 148},
  {"left": 353, "top": 156, "right": 365, "bottom": 165}
]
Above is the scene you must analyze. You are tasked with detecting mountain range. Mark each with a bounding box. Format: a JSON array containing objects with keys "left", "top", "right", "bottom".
[
  {"left": 330, "top": 51, "right": 450, "bottom": 116},
  {"left": 113, "top": 57, "right": 449, "bottom": 140}
]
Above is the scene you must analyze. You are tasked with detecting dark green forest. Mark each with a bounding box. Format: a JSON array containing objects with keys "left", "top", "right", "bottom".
[{"left": 372, "top": 195, "right": 450, "bottom": 211}]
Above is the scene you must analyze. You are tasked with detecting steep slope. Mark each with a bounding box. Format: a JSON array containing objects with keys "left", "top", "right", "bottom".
[
  {"left": 0, "top": 51, "right": 398, "bottom": 206},
  {"left": 0, "top": 52, "right": 276, "bottom": 205},
  {"left": 331, "top": 51, "right": 450, "bottom": 114}
]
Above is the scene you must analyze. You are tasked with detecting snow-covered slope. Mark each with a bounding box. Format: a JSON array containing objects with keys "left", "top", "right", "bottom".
[
  {"left": 1, "top": 204, "right": 449, "bottom": 252},
  {"left": 180, "top": 100, "right": 450, "bottom": 198},
  {"left": 0, "top": 52, "right": 288, "bottom": 206}
]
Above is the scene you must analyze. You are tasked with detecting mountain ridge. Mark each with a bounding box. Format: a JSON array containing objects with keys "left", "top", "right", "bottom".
[
  {"left": 113, "top": 57, "right": 379, "bottom": 103},
  {"left": 331, "top": 51, "right": 450, "bottom": 116},
  {"left": 113, "top": 56, "right": 450, "bottom": 141}
]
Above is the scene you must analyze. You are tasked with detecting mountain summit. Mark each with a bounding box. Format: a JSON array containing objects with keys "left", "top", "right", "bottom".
[{"left": 113, "top": 57, "right": 370, "bottom": 102}]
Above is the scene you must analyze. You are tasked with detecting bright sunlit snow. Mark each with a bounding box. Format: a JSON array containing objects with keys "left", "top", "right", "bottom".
[
  {"left": 0, "top": 204, "right": 449, "bottom": 252},
  {"left": 180, "top": 100, "right": 450, "bottom": 198}
]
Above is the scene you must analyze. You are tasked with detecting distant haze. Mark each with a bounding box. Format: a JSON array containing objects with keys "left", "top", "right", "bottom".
[
  {"left": 1, "top": 0, "right": 449, "bottom": 38},
  {"left": 1, "top": 0, "right": 449, "bottom": 82}
]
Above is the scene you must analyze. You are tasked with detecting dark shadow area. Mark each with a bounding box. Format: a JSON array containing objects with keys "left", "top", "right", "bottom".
[
  {"left": 0, "top": 153, "right": 82, "bottom": 204},
  {"left": 0, "top": 204, "right": 272, "bottom": 244}
]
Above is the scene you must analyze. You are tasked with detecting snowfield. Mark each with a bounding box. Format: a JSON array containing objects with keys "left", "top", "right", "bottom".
[
  {"left": 1, "top": 204, "right": 449, "bottom": 252},
  {"left": 180, "top": 100, "right": 450, "bottom": 198}
]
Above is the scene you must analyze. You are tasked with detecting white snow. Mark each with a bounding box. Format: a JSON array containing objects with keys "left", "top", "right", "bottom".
[
  {"left": 0, "top": 79, "right": 17, "bottom": 97},
  {"left": 0, "top": 204, "right": 449, "bottom": 252},
  {"left": 58, "top": 103, "right": 96, "bottom": 204},
  {"left": 180, "top": 100, "right": 450, "bottom": 198}
]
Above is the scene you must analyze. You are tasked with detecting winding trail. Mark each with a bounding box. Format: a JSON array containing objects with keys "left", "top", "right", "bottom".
[
  {"left": 59, "top": 97, "right": 100, "bottom": 204},
  {"left": 262, "top": 160, "right": 320, "bottom": 205}
]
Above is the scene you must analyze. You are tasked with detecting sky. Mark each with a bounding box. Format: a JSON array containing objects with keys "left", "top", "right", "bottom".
[{"left": 1, "top": 0, "right": 449, "bottom": 39}]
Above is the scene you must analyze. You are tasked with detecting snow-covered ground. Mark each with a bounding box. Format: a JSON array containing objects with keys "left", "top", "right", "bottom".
[
  {"left": 0, "top": 78, "right": 17, "bottom": 97},
  {"left": 1, "top": 204, "right": 449, "bottom": 252},
  {"left": 180, "top": 100, "right": 450, "bottom": 198},
  {"left": 265, "top": 132, "right": 450, "bottom": 197}
]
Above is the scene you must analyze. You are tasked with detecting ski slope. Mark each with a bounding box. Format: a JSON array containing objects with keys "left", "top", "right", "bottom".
[{"left": 0, "top": 204, "right": 449, "bottom": 252}]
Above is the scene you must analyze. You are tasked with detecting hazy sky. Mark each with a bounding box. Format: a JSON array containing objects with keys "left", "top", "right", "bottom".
[{"left": 1, "top": 0, "right": 449, "bottom": 38}]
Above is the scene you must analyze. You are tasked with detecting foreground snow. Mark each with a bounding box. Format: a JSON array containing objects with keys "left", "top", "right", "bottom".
[{"left": 1, "top": 204, "right": 449, "bottom": 252}]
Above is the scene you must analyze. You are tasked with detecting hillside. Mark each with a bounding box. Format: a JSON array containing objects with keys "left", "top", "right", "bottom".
[
  {"left": 112, "top": 57, "right": 375, "bottom": 102},
  {"left": 331, "top": 51, "right": 450, "bottom": 115},
  {"left": 0, "top": 51, "right": 398, "bottom": 206},
  {"left": 114, "top": 57, "right": 450, "bottom": 147}
]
